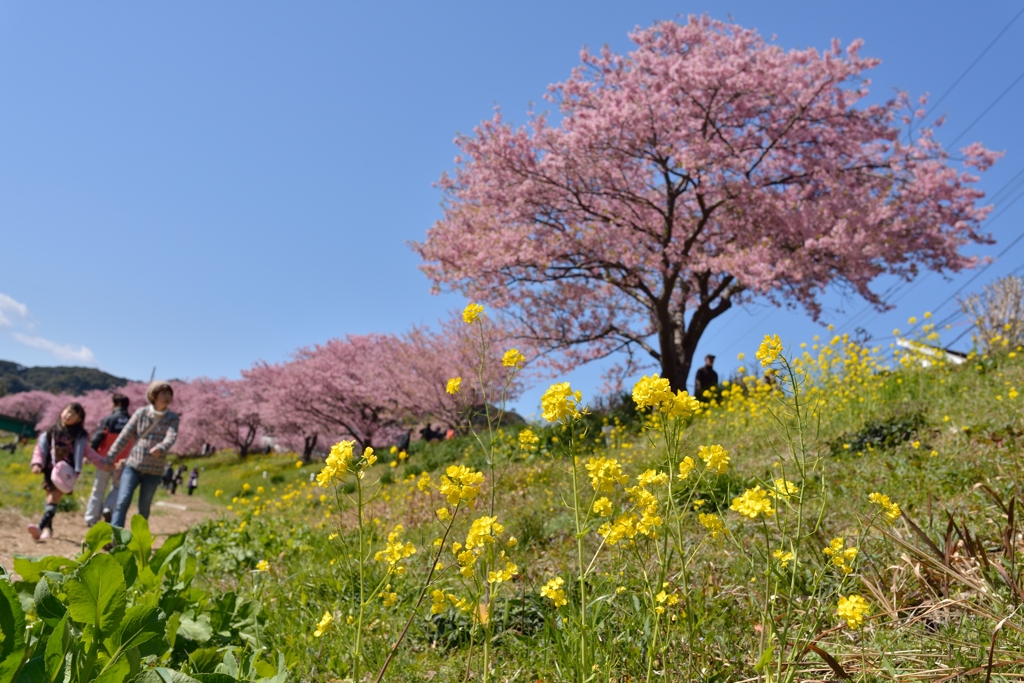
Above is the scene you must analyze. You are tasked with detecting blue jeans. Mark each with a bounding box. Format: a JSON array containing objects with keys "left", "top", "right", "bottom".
[{"left": 111, "top": 466, "right": 162, "bottom": 528}]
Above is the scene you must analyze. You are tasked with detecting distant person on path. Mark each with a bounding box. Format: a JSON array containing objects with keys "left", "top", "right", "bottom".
[
  {"left": 84, "top": 393, "right": 132, "bottom": 527},
  {"left": 694, "top": 354, "right": 719, "bottom": 402},
  {"left": 161, "top": 463, "right": 175, "bottom": 491},
  {"left": 171, "top": 464, "right": 187, "bottom": 494},
  {"left": 109, "top": 381, "right": 180, "bottom": 529},
  {"left": 187, "top": 467, "right": 199, "bottom": 495},
  {"left": 396, "top": 429, "right": 411, "bottom": 453},
  {"left": 28, "top": 402, "right": 110, "bottom": 541}
]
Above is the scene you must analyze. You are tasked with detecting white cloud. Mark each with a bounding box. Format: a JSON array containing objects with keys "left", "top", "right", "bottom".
[
  {"left": 0, "top": 293, "right": 29, "bottom": 328},
  {"left": 13, "top": 333, "right": 97, "bottom": 365}
]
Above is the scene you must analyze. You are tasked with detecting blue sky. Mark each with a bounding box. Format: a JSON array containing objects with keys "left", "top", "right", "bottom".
[{"left": 2, "top": 1, "right": 1023, "bottom": 415}]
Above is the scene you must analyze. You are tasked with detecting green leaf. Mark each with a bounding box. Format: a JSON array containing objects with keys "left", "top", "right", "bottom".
[
  {"left": 0, "top": 578, "right": 27, "bottom": 683},
  {"left": 11, "top": 558, "right": 76, "bottom": 585},
  {"left": 214, "top": 651, "right": 237, "bottom": 678},
  {"left": 109, "top": 549, "right": 138, "bottom": 591},
  {"left": 185, "top": 650, "right": 221, "bottom": 675},
  {"left": 92, "top": 655, "right": 130, "bottom": 683},
  {"left": 82, "top": 523, "right": 114, "bottom": 558},
  {"left": 754, "top": 644, "right": 774, "bottom": 673},
  {"left": 32, "top": 580, "right": 65, "bottom": 628},
  {"left": 64, "top": 555, "right": 126, "bottom": 637},
  {"left": 149, "top": 535, "right": 185, "bottom": 576},
  {"left": 193, "top": 675, "right": 237, "bottom": 683},
  {"left": 43, "top": 614, "right": 68, "bottom": 682},
  {"left": 11, "top": 657, "right": 43, "bottom": 683},
  {"left": 174, "top": 614, "right": 212, "bottom": 644},
  {"left": 111, "top": 526, "right": 134, "bottom": 548},
  {"left": 112, "top": 606, "right": 163, "bottom": 653},
  {"left": 164, "top": 613, "right": 181, "bottom": 652},
  {"left": 129, "top": 668, "right": 199, "bottom": 683},
  {"left": 128, "top": 517, "right": 152, "bottom": 566}
]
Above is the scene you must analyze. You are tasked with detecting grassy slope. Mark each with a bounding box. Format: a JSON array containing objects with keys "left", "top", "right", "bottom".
[{"left": 7, "top": 340, "right": 1024, "bottom": 681}]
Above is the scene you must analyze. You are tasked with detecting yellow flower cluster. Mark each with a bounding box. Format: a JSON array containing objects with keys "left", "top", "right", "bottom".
[
  {"left": 585, "top": 456, "right": 629, "bottom": 492},
  {"left": 756, "top": 334, "right": 784, "bottom": 367},
  {"left": 374, "top": 524, "right": 417, "bottom": 573},
  {"left": 487, "top": 561, "right": 518, "bottom": 584},
  {"left": 463, "top": 302, "right": 485, "bottom": 324},
  {"left": 631, "top": 374, "right": 701, "bottom": 417},
  {"left": 730, "top": 486, "right": 775, "bottom": 519},
  {"left": 502, "top": 348, "right": 526, "bottom": 368},
  {"left": 381, "top": 585, "right": 398, "bottom": 607},
  {"left": 836, "top": 594, "right": 870, "bottom": 629},
  {"left": 823, "top": 537, "right": 857, "bottom": 574},
  {"left": 540, "top": 576, "right": 567, "bottom": 607},
  {"left": 599, "top": 470, "right": 665, "bottom": 544},
  {"left": 438, "top": 465, "right": 485, "bottom": 506},
  {"left": 698, "top": 444, "right": 729, "bottom": 474},
  {"left": 868, "top": 492, "right": 901, "bottom": 523},
  {"left": 465, "top": 515, "right": 504, "bottom": 550},
  {"left": 541, "top": 382, "right": 582, "bottom": 422},
  {"left": 769, "top": 478, "right": 799, "bottom": 500},
  {"left": 431, "top": 589, "right": 471, "bottom": 615},
  {"left": 446, "top": 376, "right": 461, "bottom": 394},
  {"left": 313, "top": 610, "right": 333, "bottom": 637},
  {"left": 518, "top": 428, "right": 539, "bottom": 452},
  {"left": 773, "top": 549, "right": 794, "bottom": 567},
  {"left": 255, "top": 559, "right": 270, "bottom": 572},
  {"left": 677, "top": 456, "right": 695, "bottom": 480},
  {"left": 698, "top": 513, "right": 724, "bottom": 538},
  {"left": 592, "top": 497, "right": 613, "bottom": 516},
  {"left": 316, "top": 440, "right": 354, "bottom": 487},
  {"left": 654, "top": 589, "right": 681, "bottom": 614}
]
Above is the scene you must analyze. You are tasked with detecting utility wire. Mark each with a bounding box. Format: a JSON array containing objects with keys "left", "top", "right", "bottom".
[
  {"left": 948, "top": 66, "right": 1024, "bottom": 147},
  {"left": 920, "top": 5, "right": 1024, "bottom": 125}
]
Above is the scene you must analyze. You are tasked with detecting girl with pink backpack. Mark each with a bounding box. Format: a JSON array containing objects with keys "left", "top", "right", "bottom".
[{"left": 28, "top": 402, "right": 112, "bottom": 542}]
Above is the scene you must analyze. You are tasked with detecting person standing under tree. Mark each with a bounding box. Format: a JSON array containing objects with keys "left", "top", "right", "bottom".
[
  {"left": 109, "top": 381, "right": 180, "bottom": 529},
  {"left": 84, "top": 393, "right": 132, "bottom": 527},
  {"left": 693, "top": 354, "right": 719, "bottom": 402},
  {"left": 187, "top": 467, "right": 198, "bottom": 495}
]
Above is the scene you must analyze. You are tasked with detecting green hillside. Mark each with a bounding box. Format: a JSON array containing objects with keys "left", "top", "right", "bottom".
[{"left": 0, "top": 359, "right": 130, "bottom": 396}]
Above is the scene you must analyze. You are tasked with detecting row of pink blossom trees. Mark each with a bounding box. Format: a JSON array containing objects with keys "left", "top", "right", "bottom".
[{"left": 0, "top": 313, "right": 526, "bottom": 459}]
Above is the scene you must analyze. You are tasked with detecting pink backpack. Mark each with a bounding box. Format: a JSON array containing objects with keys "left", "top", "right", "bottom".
[{"left": 51, "top": 459, "right": 78, "bottom": 494}]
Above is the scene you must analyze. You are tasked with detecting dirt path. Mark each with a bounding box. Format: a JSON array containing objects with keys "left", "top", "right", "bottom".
[{"left": 1, "top": 496, "right": 221, "bottom": 573}]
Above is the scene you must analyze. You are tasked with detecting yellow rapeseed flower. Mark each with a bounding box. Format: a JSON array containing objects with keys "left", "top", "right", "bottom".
[
  {"left": 465, "top": 515, "right": 504, "bottom": 550},
  {"left": 438, "top": 465, "right": 485, "bottom": 505},
  {"left": 632, "top": 374, "right": 673, "bottom": 410},
  {"left": 518, "top": 428, "right": 539, "bottom": 451},
  {"left": 698, "top": 513, "right": 724, "bottom": 538},
  {"left": 698, "top": 444, "right": 729, "bottom": 474},
  {"left": 313, "top": 610, "right": 334, "bottom": 637},
  {"left": 585, "top": 456, "right": 629, "bottom": 492},
  {"left": 756, "top": 334, "right": 784, "bottom": 367},
  {"left": 836, "top": 594, "right": 870, "bottom": 629},
  {"left": 592, "top": 497, "right": 613, "bottom": 516},
  {"left": 255, "top": 559, "right": 270, "bottom": 572},
  {"left": 540, "top": 577, "right": 567, "bottom": 607},
  {"left": 677, "top": 456, "right": 695, "bottom": 480},
  {"left": 730, "top": 486, "right": 774, "bottom": 519},
  {"left": 768, "top": 478, "right": 799, "bottom": 500},
  {"left": 374, "top": 524, "right": 417, "bottom": 572},
  {"left": 463, "top": 302, "right": 485, "bottom": 324},
  {"left": 381, "top": 587, "right": 398, "bottom": 607},
  {"left": 664, "top": 390, "right": 700, "bottom": 417},
  {"left": 316, "top": 440, "right": 354, "bottom": 487},
  {"left": 823, "top": 537, "right": 857, "bottom": 574},
  {"left": 868, "top": 492, "right": 902, "bottom": 523},
  {"left": 487, "top": 561, "right": 518, "bottom": 584},
  {"left": 773, "top": 549, "right": 794, "bottom": 567},
  {"left": 446, "top": 377, "right": 461, "bottom": 394},
  {"left": 541, "top": 382, "right": 582, "bottom": 422},
  {"left": 502, "top": 348, "right": 526, "bottom": 368}
]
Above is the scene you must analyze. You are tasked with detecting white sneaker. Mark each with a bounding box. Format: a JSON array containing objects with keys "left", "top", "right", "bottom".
[{"left": 40, "top": 527, "right": 52, "bottom": 541}]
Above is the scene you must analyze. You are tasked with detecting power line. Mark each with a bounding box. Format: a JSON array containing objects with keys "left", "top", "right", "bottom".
[
  {"left": 948, "top": 65, "right": 1024, "bottom": 147},
  {"left": 920, "top": 5, "right": 1024, "bottom": 125}
]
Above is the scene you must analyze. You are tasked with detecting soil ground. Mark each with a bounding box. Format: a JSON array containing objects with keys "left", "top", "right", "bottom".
[{"left": 1, "top": 495, "right": 219, "bottom": 574}]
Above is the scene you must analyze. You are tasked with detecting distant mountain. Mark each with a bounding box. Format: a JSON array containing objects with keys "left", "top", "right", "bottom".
[{"left": 0, "top": 360, "right": 131, "bottom": 396}]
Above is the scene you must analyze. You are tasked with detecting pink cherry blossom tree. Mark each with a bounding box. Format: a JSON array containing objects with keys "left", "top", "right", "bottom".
[
  {"left": 415, "top": 16, "right": 998, "bottom": 390},
  {"left": 174, "top": 378, "right": 262, "bottom": 457},
  {"left": 0, "top": 390, "right": 63, "bottom": 427},
  {"left": 244, "top": 361, "right": 325, "bottom": 461}
]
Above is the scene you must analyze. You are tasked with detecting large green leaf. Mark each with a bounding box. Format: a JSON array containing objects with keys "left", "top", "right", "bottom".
[
  {"left": 43, "top": 616, "right": 68, "bottom": 683},
  {"left": 128, "top": 517, "right": 152, "bottom": 566},
  {"left": 10, "top": 558, "right": 76, "bottom": 585},
  {"left": 0, "top": 579, "right": 27, "bottom": 683},
  {"left": 174, "top": 614, "right": 212, "bottom": 644},
  {"left": 112, "top": 606, "right": 163, "bottom": 654},
  {"left": 82, "top": 523, "right": 114, "bottom": 559},
  {"left": 64, "top": 555, "right": 126, "bottom": 637},
  {"left": 149, "top": 534, "right": 185, "bottom": 576},
  {"left": 109, "top": 548, "right": 138, "bottom": 591},
  {"left": 31, "top": 580, "right": 64, "bottom": 628},
  {"left": 92, "top": 655, "right": 130, "bottom": 683},
  {"left": 11, "top": 657, "right": 42, "bottom": 683},
  {"left": 129, "top": 668, "right": 199, "bottom": 683}
]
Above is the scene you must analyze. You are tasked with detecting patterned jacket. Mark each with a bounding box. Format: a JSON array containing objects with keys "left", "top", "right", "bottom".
[{"left": 107, "top": 406, "right": 180, "bottom": 476}]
